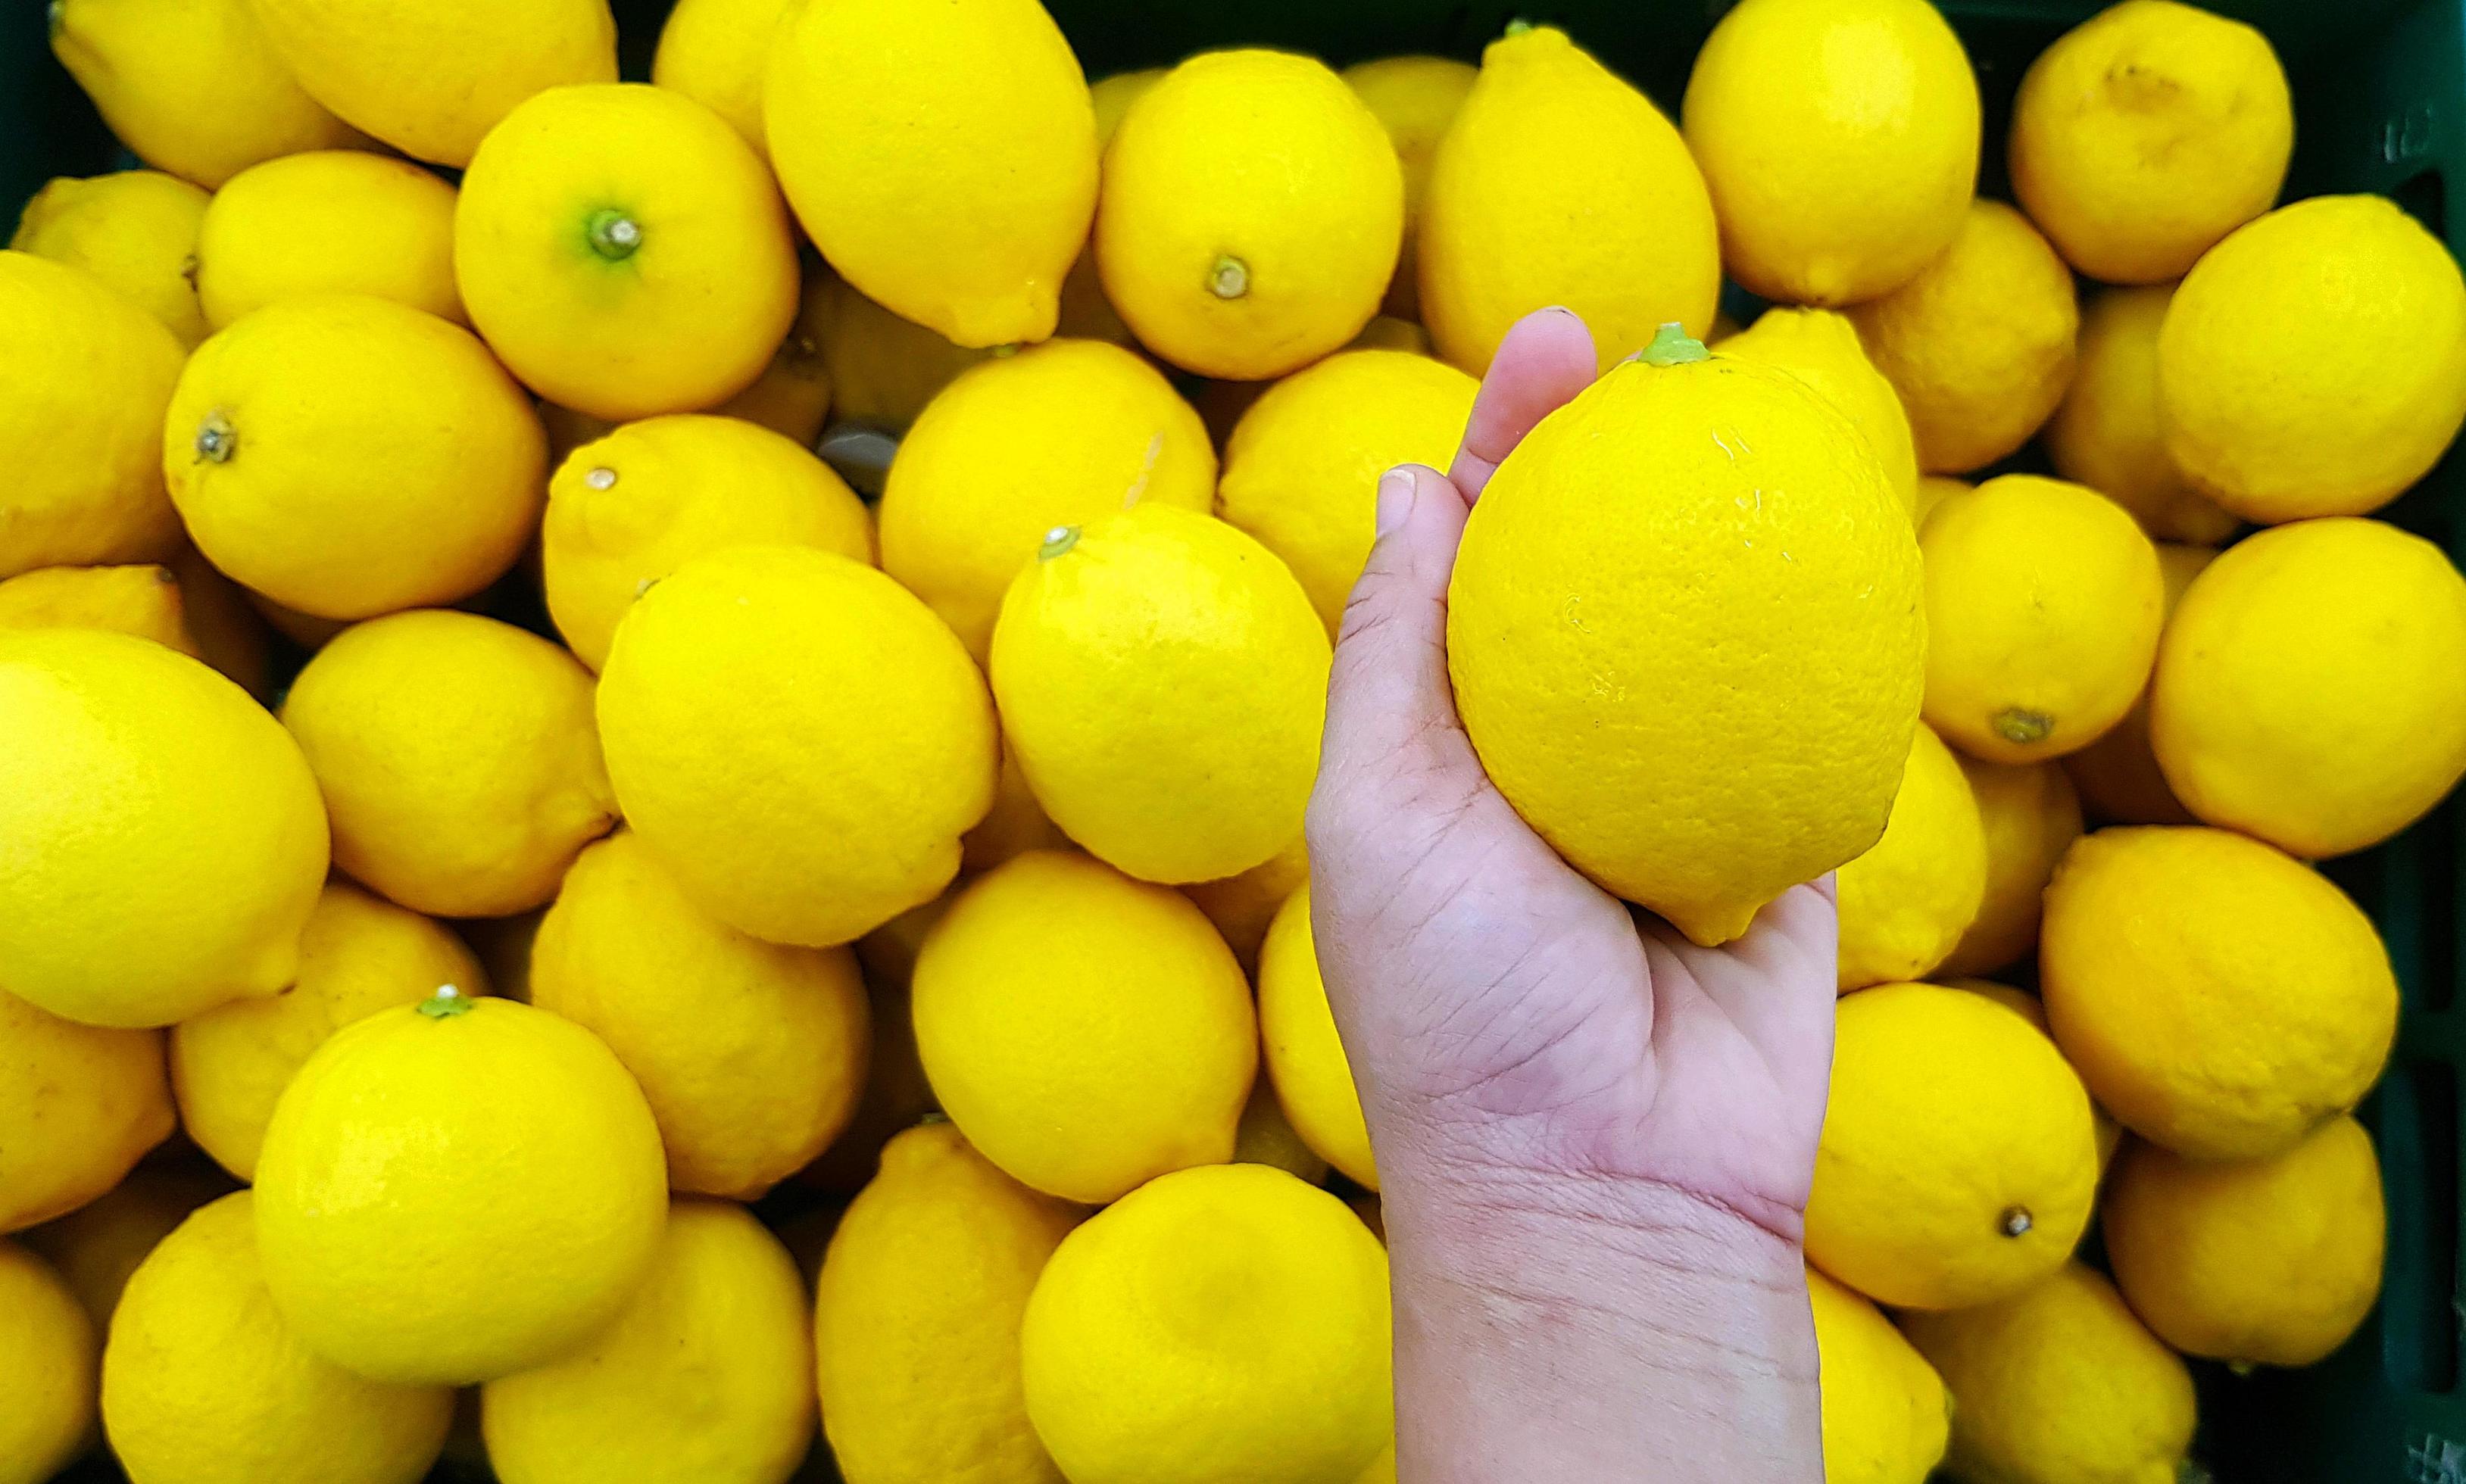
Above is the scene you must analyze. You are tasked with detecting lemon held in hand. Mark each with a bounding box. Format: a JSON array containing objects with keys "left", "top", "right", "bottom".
[{"left": 1448, "top": 324, "right": 1923, "bottom": 946}]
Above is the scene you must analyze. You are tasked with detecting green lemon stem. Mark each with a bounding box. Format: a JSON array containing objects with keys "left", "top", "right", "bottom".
[
  {"left": 1993, "top": 708, "right": 2054, "bottom": 746},
  {"left": 585, "top": 207, "right": 643, "bottom": 261},
  {"left": 1640, "top": 322, "right": 1709, "bottom": 366},
  {"left": 417, "top": 984, "right": 477, "bottom": 1020},
  {"left": 1504, "top": 17, "right": 1534, "bottom": 36},
  {"left": 1039, "top": 525, "right": 1082, "bottom": 560},
  {"left": 194, "top": 410, "right": 236, "bottom": 464},
  {"left": 1207, "top": 255, "right": 1250, "bottom": 300}
]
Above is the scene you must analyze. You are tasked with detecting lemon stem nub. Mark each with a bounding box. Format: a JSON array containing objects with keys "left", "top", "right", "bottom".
[
  {"left": 1640, "top": 323, "right": 1709, "bottom": 366},
  {"left": 47, "top": 0, "right": 64, "bottom": 38},
  {"left": 1993, "top": 708, "right": 2053, "bottom": 746},
  {"left": 586, "top": 208, "right": 643, "bottom": 261},
  {"left": 1504, "top": 17, "right": 1534, "bottom": 36},
  {"left": 417, "top": 984, "right": 476, "bottom": 1020},
  {"left": 1039, "top": 525, "right": 1082, "bottom": 560},
  {"left": 194, "top": 411, "right": 236, "bottom": 464},
  {"left": 1208, "top": 256, "right": 1250, "bottom": 300},
  {"left": 1998, "top": 1205, "right": 2034, "bottom": 1238}
]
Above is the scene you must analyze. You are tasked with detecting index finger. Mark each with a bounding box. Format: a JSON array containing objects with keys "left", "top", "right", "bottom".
[{"left": 1447, "top": 306, "right": 1601, "bottom": 500}]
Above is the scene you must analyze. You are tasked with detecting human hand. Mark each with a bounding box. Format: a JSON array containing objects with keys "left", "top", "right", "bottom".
[{"left": 1305, "top": 307, "right": 1833, "bottom": 1482}]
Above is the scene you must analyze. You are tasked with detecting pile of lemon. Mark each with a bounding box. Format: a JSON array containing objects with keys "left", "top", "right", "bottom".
[{"left": 3, "top": 0, "right": 2459, "bottom": 1480}]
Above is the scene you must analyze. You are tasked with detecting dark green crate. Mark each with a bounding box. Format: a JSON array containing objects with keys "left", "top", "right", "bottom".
[{"left": 9, "top": 2, "right": 2466, "bottom": 1479}]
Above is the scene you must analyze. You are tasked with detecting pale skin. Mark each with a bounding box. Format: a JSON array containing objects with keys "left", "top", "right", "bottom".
[{"left": 1307, "top": 307, "right": 1834, "bottom": 1481}]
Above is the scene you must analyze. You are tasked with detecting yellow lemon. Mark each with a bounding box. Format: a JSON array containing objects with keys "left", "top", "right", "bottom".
[
  {"left": 1182, "top": 834, "right": 1310, "bottom": 972},
  {"left": 1920, "top": 474, "right": 2165, "bottom": 762},
  {"left": 2044, "top": 282, "right": 2239, "bottom": 544},
  {"left": 2152, "top": 516, "right": 2466, "bottom": 858},
  {"left": 1837, "top": 725, "right": 1987, "bottom": 992},
  {"left": 164, "top": 294, "right": 545, "bottom": 620},
  {"left": 0, "top": 1240, "right": 98, "bottom": 1484},
  {"left": 1448, "top": 328, "right": 1924, "bottom": 946},
  {"left": 814, "top": 1121, "right": 1080, "bottom": 1484},
  {"left": 1940, "top": 759, "right": 2084, "bottom": 978},
  {"left": 1849, "top": 200, "right": 2080, "bottom": 473},
  {"left": 194, "top": 151, "right": 461, "bottom": 329},
  {"left": 2012, "top": 0, "right": 2293, "bottom": 284},
  {"left": 963, "top": 747, "right": 1072, "bottom": 874},
  {"left": 2159, "top": 195, "right": 2466, "bottom": 522},
  {"left": 164, "top": 546, "right": 271, "bottom": 698},
  {"left": 1090, "top": 67, "right": 1166, "bottom": 142},
  {"left": 914, "top": 851, "right": 1256, "bottom": 1203},
  {"left": 246, "top": 0, "right": 616, "bottom": 167},
  {"left": 650, "top": 0, "right": 797, "bottom": 159},
  {"left": 101, "top": 1190, "right": 454, "bottom": 1484},
  {"left": 1049, "top": 69, "right": 1166, "bottom": 348},
  {"left": 1343, "top": 55, "right": 1476, "bottom": 320},
  {"left": 482, "top": 1200, "right": 813, "bottom": 1484},
  {"left": 1682, "top": 0, "right": 1979, "bottom": 307},
  {"left": 707, "top": 268, "right": 837, "bottom": 445},
  {"left": 1902, "top": 1261, "right": 2197, "bottom": 1484},
  {"left": 532, "top": 831, "right": 870, "bottom": 1200},
  {"left": 880, "top": 338, "right": 1216, "bottom": 659},
  {"left": 1913, "top": 474, "right": 1968, "bottom": 530},
  {"left": 172, "top": 881, "right": 485, "bottom": 1182},
  {"left": 2104, "top": 1116, "right": 2384, "bottom": 1367},
  {"left": 20, "top": 1158, "right": 233, "bottom": 1331},
  {"left": 2043, "top": 825, "right": 2398, "bottom": 1158},
  {"left": 1098, "top": 50, "right": 1400, "bottom": 381},
  {"left": 0, "top": 251, "right": 186, "bottom": 578},
  {"left": 1420, "top": 24, "right": 1719, "bottom": 373},
  {"left": 0, "top": 629, "right": 326, "bottom": 1027},
  {"left": 1808, "top": 982, "right": 2099, "bottom": 1310},
  {"left": 813, "top": 273, "right": 999, "bottom": 434},
  {"left": 2062, "top": 541, "right": 2215, "bottom": 825},
  {"left": 0, "top": 563, "right": 196, "bottom": 655},
  {"left": 598, "top": 544, "right": 997, "bottom": 948},
  {"left": 457, "top": 83, "right": 799, "bottom": 422},
  {"left": 0, "top": 990, "right": 173, "bottom": 1233},
  {"left": 254, "top": 990, "right": 667, "bottom": 1385},
  {"left": 799, "top": 967, "right": 941, "bottom": 1197},
  {"left": 992, "top": 505, "right": 1330, "bottom": 885},
  {"left": 544, "top": 414, "right": 873, "bottom": 670},
  {"left": 1218, "top": 349, "right": 1478, "bottom": 632},
  {"left": 11, "top": 170, "right": 208, "bottom": 346},
  {"left": 1719, "top": 307, "right": 1920, "bottom": 516},
  {"left": 768, "top": 0, "right": 1095, "bottom": 348},
  {"left": 1234, "top": 1081, "right": 1332, "bottom": 1186},
  {"left": 1258, "top": 887, "right": 1376, "bottom": 1190},
  {"left": 1808, "top": 1267, "right": 1950, "bottom": 1484},
  {"left": 281, "top": 611, "right": 616, "bottom": 918},
  {"left": 1022, "top": 1163, "right": 1393, "bottom": 1484},
  {"left": 49, "top": 0, "right": 368, "bottom": 188}
]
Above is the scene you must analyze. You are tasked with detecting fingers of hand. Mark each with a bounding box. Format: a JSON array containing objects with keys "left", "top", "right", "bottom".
[{"left": 1450, "top": 305, "right": 1600, "bottom": 499}]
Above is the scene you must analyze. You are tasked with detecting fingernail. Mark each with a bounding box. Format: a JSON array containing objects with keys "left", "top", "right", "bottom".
[{"left": 1375, "top": 467, "right": 1416, "bottom": 539}]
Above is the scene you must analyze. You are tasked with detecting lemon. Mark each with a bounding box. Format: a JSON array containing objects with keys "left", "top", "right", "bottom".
[
  {"left": 281, "top": 611, "right": 616, "bottom": 918},
  {"left": 162, "top": 547, "right": 270, "bottom": 698},
  {"left": 543, "top": 414, "right": 873, "bottom": 671},
  {"left": 194, "top": 151, "right": 462, "bottom": 329},
  {"left": 2152, "top": 516, "right": 2466, "bottom": 858},
  {"left": 1807, "top": 1267, "right": 1950, "bottom": 1484},
  {"left": 532, "top": 831, "right": 870, "bottom": 1201},
  {"left": 1234, "top": 1082, "right": 1332, "bottom": 1186},
  {"left": 598, "top": 544, "right": 997, "bottom": 948},
  {"left": 0, "top": 1239, "right": 97, "bottom": 1484},
  {"left": 2159, "top": 195, "right": 2466, "bottom": 522},
  {"left": 813, "top": 273, "right": 999, "bottom": 434},
  {"left": 2012, "top": 0, "right": 2293, "bottom": 285},
  {"left": 2062, "top": 541, "right": 2215, "bottom": 825},
  {"left": 707, "top": 268, "right": 836, "bottom": 445},
  {"left": 1257, "top": 887, "right": 1376, "bottom": 1190},
  {"left": 482, "top": 1200, "right": 813, "bottom": 1484},
  {"left": 255, "top": 990, "right": 666, "bottom": 1385},
  {"left": 768, "top": 0, "right": 1096, "bottom": 348},
  {"left": 0, "top": 989, "right": 173, "bottom": 1232},
  {"left": 164, "top": 295, "right": 546, "bottom": 620},
  {"left": 0, "top": 629, "right": 326, "bottom": 1027},
  {"left": 1448, "top": 327, "right": 1923, "bottom": 946},
  {"left": 963, "top": 746, "right": 1072, "bottom": 874},
  {"left": 101, "top": 1190, "right": 454, "bottom": 1484},
  {"left": 2044, "top": 282, "right": 2239, "bottom": 544},
  {"left": 457, "top": 84, "right": 799, "bottom": 422},
  {"left": 1940, "top": 759, "right": 2084, "bottom": 979},
  {"left": 2043, "top": 826, "right": 2396, "bottom": 1159},
  {"left": 1913, "top": 474, "right": 1968, "bottom": 530},
  {"left": 1099, "top": 50, "right": 1400, "bottom": 381},
  {"left": 20, "top": 1159, "right": 233, "bottom": 1330},
  {"left": 11, "top": 170, "right": 208, "bottom": 346},
  {"left": 1182, "top": 834, "right": 1310, "bottom": 972},
  {"left": 1921, "top": 474, "right": 2165, "bottom": 763},
  {"left": 49, "top": 0, "right": 368, "bottom": 188},
  {"left": 815, "top": 1121, "right": 1080, "bottom": 1484},
  {"left": 246, "top": 0, "right": 616, "bottom": 167},
  {"left": 2105, "top": 1115, "right": 2384, "bottom": 1367},
  {"left": 992, "top": 505, "right": 1330, "bottom": 885},
  {"left": 881, "top": 338, "right": 1216, "bottom": 656},
  {"left": 914, "top": 851, "right": 1256, "bottom": 1203},
  {"left": 798, "top": 969, "right": 941, "bottom": 1196},
  {"left": 1682, "top": 0, "right": 1979, "bottom": 307},
  {"left": 1849, "top": 201, "right": 2080, "bottom": 473},
  {"left": 1837, "top": 725, "right": 1988, "bottom": 991},
  {"left": 1343, "top": 55, "right": 1475, "bottom": 320},
  {"left": 1089, "top": 67, "right": 1166, "bottom": 141},
  {"left": 1420, "top": 25, "right": 1719, "bottom": 373},
  {"left": 1902, "top": 1261, "right": 2197, "bottom": 1484},
  {"left": 650, "top": 0, "right": 797, "bottom": 160},
  {"left": 0, "top": 563, "right": 196, "bottom": 655},
  {"left": 0, "top": 251, "right": 186, "bottom": 578},
  {"left": 1717, "top": 307, "right": 1920, "bottom": 516},
  {"left": 1022, "top": 1162, "right": 1392, "bottom": 1484},
  {"left": 1048, "top": 70, "right": 1165, "bottom": 349},
  {"left": 1808, "top": 982, "right": 2099, "bottom": 1310}
]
